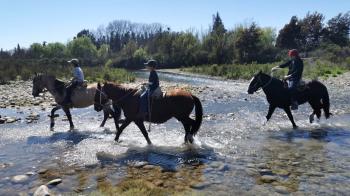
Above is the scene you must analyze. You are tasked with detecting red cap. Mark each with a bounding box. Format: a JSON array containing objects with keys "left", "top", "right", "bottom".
[{"left": 288, "top": 49, "right": 298, "bottom": 57}]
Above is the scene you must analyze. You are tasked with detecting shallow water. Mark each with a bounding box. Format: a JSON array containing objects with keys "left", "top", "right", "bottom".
[{"left": 0, "top": 71, "right": 350, "bottom": 195}]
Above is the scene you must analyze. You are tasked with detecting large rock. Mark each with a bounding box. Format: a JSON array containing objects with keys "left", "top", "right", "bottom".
[
  {"left": 11, "top": 174, "right": 29, "bottom": 183},
  {"left": 46, "top": 178, "right": 62, "bottom": 186},
  {"left": 33, "top": 185, "right": 51, "bottom": 196},
  {"left": 260, "top": 175, "right": 277, "bottom": 183}
]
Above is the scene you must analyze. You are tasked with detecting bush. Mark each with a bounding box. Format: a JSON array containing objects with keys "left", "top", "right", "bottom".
[{"left": 182, "top": 59, "right": 348, "bottom": 80}]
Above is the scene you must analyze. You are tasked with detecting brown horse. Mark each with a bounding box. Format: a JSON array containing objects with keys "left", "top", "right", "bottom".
[
  {"left": 32, "top": 73, "right": 121, "bottom": 130},
  {"left": 94, "top": 82, "right": 203, "bottom": 144}
]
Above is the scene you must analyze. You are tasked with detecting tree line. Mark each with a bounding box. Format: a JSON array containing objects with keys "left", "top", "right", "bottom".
[{"left": 1, "top": 11, "right": 350, "bottom": 70}]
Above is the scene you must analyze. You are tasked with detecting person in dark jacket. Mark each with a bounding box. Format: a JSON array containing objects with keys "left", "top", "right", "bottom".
[
  {"left": 62, "top": 58, "right": 84, "bottom": 106},
  {"left": 272, "top": 49, "right": 304, "bottom": 110},
  {"left": 139, "top": 59, "right": 159, "bottom": 119}
]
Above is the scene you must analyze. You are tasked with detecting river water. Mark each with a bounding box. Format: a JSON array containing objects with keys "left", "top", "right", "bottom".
[{"left": 0, "top": 71, "right": 349, "bottom": 195}]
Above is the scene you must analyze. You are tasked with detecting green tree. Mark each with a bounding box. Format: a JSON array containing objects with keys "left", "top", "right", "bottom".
[
  {"left": 233, "top": 23, "right": 261, "bottom": 63},
  {"left": 322, "top": 12, "right": 350, "bottom": 46},
  {"left": 212, "top": 12, "right": 226, "bottom": 35},
  {"left": 28, "top": 43, "right": 46, "bottom": 58},
  {"left": 276, "top": 16, "right": 301, "bottom": 49},
  {"left": 97, "top": 44, "right": 110, "bottom": 60},
  {"left": 67, "top": 36, "right": 98, "bottom": 60},
  {"left": 299, "top": 12, "right": 325, "bottom": 51},
  {"left": 46, "top": 42, "right": 66, "bottom": 58},
  {"left": 202, "top": 12, "right": 231, "bottom": 64}
]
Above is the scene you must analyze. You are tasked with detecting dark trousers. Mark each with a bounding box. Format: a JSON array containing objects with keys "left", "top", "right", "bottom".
[
  {"left": 64, "top": 81, "right": 80, "bottom": 103},
  {"left": 140, "top": 89, "right": 153, "bottom": 114},
  {"left": 288, "top": 80, "right": 299, "bottom": 103}
]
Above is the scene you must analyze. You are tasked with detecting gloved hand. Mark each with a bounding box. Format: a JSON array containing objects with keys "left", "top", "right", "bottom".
[
  {"left": 271, "top": 66, "right": 279, "bottom": 72},
  {"left": 283, "top": 75, "right": 291, "bottom": 80}
]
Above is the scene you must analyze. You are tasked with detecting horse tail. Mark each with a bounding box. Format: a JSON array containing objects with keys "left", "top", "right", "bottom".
[
  {"left": 191, "top": 95, "right": 203, "bottom": 136},
  {"left": 322, "top": 86, "right": 331, "bottom": 119}
]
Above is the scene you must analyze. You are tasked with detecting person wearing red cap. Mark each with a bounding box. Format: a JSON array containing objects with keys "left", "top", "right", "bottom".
[{"left": 271, "top": 49, "right": 304, "bottom": 110}]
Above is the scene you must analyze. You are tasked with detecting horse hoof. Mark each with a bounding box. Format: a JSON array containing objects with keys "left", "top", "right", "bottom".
[
  {"left": 293, "top": 125, "right": 298, "bottom": 129},
  {"left": 50, "top": 127, "right": 54, "bottom": 132}
]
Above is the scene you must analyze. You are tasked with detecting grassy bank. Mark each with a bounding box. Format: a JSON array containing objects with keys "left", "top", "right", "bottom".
[
  {"left": 181, "top": 60, "right": 349, "bottom": 80},
  {"left": 0, "top": 59, "right": 135, "bottom": 83}
]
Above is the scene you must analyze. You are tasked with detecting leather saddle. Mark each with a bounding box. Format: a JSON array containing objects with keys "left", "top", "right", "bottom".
[{"left": 283, "top": 80, "right": 308, "bottom": 92}]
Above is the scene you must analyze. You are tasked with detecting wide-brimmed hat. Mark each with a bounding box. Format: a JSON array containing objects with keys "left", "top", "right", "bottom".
[
  {"left": 144, "top": 59, "right": 157, "bottom": 68},
  {"left": 67, "top": 58, "right": 79, "bottom": 65}
]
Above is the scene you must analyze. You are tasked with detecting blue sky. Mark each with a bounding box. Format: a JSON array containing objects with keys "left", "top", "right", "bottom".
[{"left": 1, "top": 0, "right": 349, "bottom": 50}]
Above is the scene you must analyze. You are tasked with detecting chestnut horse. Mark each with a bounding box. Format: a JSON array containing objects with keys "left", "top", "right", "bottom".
[{"left": 94, "top": 82, "right": 203, "bottom": 144}]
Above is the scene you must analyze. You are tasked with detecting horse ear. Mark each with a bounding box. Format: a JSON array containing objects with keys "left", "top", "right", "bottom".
[
  {"left": 259, "top": 70, "right": 262, "bottom": 74},
  {"left": 104, "top": 81, "right": 107, "bottom": 85},
  {"left": 97, "top": 82, "right": 101, "bottom": 88},
  {"left": 34, "top": 72, "right": 37, "bottom": 76}
]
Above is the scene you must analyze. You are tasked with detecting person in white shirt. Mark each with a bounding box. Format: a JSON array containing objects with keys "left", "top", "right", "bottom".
[{"left": 62, "top": 58, "right": 84, "bottom": 105}]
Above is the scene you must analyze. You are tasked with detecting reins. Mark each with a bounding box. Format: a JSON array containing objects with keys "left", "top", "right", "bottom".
[
  {"left": 95, "top": 84, "right": 141, "bottom": 107},
  {"left": 257, "top": 72, "right": 274, "bottom": 91}
]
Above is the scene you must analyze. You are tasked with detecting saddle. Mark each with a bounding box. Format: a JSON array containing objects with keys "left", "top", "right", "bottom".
[
  {"left": 137, "top": 86, "right": 165, "bottom": 99},
  {"left": 75, "top": 80, "right": 88, "bottom": 89},
  {"left": 283, "top": 80, "right": 308, "bottom": 92}
]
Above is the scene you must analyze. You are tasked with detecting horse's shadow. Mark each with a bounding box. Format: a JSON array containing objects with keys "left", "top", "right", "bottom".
[
  {"left": 26, "top": 128, "right": 114, "bottom": 145},
  {"left": 271, "top": 125, "right": 350, "bottom": 143},
  {"left": 96, "top": 144, "right": 218, "bottom": 171}
]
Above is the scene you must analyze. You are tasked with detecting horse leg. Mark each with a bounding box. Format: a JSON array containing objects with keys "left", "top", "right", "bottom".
[
  {"left": 283, "top": 107, "right": 298, "bottom": 129},
  {"left": 134, "top": 120, "right": 152, "bottom": 145},
  {"left": 309, "top": 101, "right": 322, "bottom": 123},
  {"left": 309, "top": 111, "right": 315, "bottom": 123},
  {"left": 100, "top": 108, "right": 109, "bottom": 127},
  {"left": 266, "top": 105, "right": 276, "bottom": 121},
  {"left": 180, "top": 118, "right": 194, "bottom": 143},
  {"left": 49, "top": 105, "right": 61, "bottom": 131},
  {"left": 62, "top": 107, "right": 74, "bottom": 130},
  {"left": 115, "top": 119, "right": 131, "bottom": 142}
]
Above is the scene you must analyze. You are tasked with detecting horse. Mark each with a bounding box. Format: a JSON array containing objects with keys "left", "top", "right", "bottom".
[
  {"left": 32, "top": 73, "right": 121, "bottom": 130},
  {"left": 94, "top": 82, "right": 203, "bottom": 144},
  {"left": 247, "top": 71, "right": 331, "bottom": 128}
]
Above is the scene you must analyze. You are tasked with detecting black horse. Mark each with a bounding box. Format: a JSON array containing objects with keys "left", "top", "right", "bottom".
[{"left": 247, "top": 71, "right": 331, "bottom": 128}]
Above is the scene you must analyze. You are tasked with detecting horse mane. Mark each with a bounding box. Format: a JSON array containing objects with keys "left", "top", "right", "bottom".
[
  {"left": 261, "top": 72, "right": 284, "bottom": 86},
  {"left": 104, "top": 82, "right": 137, "bottom": 93}
]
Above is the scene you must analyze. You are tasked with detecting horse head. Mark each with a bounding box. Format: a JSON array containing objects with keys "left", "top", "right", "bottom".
[
  {"left": 247, "top": 71, "right": 269, "bottom": 94},
  {"left": 32, "top": 73, "right": 46, "bottom": 97},
  {"left": 94, "top": 82, "right": 109, "bottom": 112}
]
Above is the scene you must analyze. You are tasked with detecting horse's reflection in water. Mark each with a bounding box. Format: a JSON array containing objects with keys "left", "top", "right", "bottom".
[{"left": 96, "top": 144, "right": 217, "bottom": 170}]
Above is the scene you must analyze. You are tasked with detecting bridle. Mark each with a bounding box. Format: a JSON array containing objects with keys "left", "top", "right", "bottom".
[
  {"left": 253, "top": 72, "right": 273, "bottom": 92},
  {"left": 95, "top": 87, "right": 110, "bottom": 107}
]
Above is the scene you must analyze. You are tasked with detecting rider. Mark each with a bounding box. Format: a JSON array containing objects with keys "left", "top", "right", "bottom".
[
  {"left": 62, "top": 58, "right": 84, "bottom": 106},
  {"left": 138, "top": 59, "right": 159, "bottom": 119},
  {"left": 272, "top": 49, "right": 304, "bottom": 110}
]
